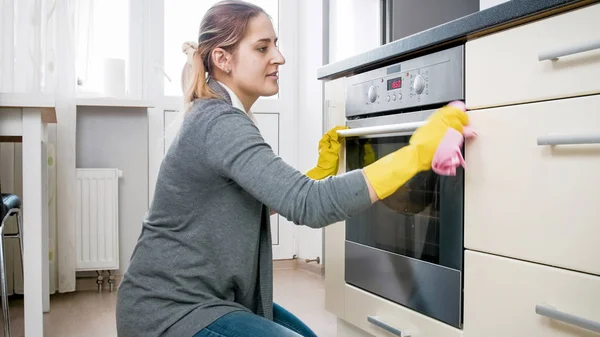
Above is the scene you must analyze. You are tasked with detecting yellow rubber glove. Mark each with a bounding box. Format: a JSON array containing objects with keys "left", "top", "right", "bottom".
[
  {"left": 363, "top": 104, "right": 468, "bottom": 199},
  {"left": 363, "top": 142, "right": 376, "bottom": 166},
  {"left": 306, "top": 126, "right": 348, "bottom": 180}
]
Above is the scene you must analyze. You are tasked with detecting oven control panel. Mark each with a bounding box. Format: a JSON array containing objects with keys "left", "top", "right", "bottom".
[{"left": 345, "top": 45, "right": 465, "bottom": 118}]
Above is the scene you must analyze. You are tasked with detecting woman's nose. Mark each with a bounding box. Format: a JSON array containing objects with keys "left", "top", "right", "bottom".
[{"left": 273, "top": 49, "right": 286, "bottom": 65}]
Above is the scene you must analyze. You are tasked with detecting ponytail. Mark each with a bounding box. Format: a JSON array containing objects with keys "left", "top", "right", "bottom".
[{"left": 181, "top": 42, "right": 217, "bottom": 111}]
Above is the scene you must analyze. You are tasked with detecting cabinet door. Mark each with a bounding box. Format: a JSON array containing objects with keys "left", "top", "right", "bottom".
[
  {"left": 464, "top": 250, "right": 600, "bottom": 337},
  {"left": 464, "top": 94, "right": 600, "bottom": 275},
  {"left": 323, "top": 76, "right": 347, "bottom": 319},
  {"left": 466, "top": 3, "right": 600, "bottom": 109}
]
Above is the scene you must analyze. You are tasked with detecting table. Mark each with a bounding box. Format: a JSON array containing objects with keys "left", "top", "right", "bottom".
[{"left": 0, "top": 93, "right": 56, "bottom": 337}]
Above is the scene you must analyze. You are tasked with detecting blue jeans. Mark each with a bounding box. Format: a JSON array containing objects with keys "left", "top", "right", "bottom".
[{"left": 193, "top": 303, "right": 318, "bottom": 337}]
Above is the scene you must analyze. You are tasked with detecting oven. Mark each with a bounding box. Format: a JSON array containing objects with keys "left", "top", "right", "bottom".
[{"left": 341, "top": 45, "right": 465, "bottom": 328}]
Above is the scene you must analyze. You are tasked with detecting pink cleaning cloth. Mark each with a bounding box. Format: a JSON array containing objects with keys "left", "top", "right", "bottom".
[{"left": 431, "top": 101, "right": 477, "bottom": 176}]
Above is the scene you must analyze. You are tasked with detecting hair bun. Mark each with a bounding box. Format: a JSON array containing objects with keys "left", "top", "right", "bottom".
[{"left": 182, "top": 41, "right": 199, "bottom": 65}]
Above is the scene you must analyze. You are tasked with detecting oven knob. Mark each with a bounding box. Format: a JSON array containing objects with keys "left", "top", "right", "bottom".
[
  {"left": 413, "top": 75, "right": 425, "bottom": 94},
  {"left": 367, "top": 86, "right": 377, "bottom": 103}
]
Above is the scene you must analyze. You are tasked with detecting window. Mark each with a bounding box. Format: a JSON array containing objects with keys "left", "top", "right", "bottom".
[
  {"left": 163, "top": 0, "right": 279, "bottom": 96},
  {"left": 75, "top": 0, "right": 130, "bottom": 97}
]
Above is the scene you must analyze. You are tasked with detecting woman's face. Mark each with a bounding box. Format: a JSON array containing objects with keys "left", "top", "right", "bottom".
[{"left": 229, "top": 13, "right": 285, "bottom": 102}]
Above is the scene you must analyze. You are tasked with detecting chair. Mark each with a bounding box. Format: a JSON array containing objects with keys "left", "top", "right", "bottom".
[{"left": 0, "top": 192, "right": 22, "bottom": 337}]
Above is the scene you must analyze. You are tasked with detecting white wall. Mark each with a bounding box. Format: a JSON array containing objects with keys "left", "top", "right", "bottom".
[
  {"left": 76, "top": 107, "right": 149, "bottom": 275},
  {"left": 294, "top": 0, "right": 381, "bottom": 262},
  {"left": 480, "top": 0, "right": 509, "bottom": 10}
]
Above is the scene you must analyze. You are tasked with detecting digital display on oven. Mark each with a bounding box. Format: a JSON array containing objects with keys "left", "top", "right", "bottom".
[{"left": 387, "top": 77, "right": 402, "bottom": 90}]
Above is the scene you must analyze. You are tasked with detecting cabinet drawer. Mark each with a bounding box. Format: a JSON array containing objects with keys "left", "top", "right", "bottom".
[
  {"left": 464, "top": 94, "right": 600, "bottom": 275},
  {"left": 344, "top": 285, "right": 462, "bottom": 337},
  {"left": 464, "top": 250, "right": 600, "bottom": 337},
  {"left": 466, "top": 3, "right": 600, "bottom": 109}
]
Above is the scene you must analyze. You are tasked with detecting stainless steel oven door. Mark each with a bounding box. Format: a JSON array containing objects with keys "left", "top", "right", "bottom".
[{"left": 342, "top": 109, "right": 464, "bottom": 328}]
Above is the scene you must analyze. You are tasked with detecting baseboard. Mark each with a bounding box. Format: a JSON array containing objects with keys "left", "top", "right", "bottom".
[
  {"left": 273, "top": 258, "right": 324, "bottom": 276},
  {"left": 273, "top": 258, "right": 297, "bottom": 270},
  {"left": 296, "top": 259, "right": 324, "bottom": 276}
]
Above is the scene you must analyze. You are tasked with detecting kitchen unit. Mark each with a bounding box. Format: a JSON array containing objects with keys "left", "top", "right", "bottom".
[{"left": 319, "top": 0, "right": 600, "bottom": 336}]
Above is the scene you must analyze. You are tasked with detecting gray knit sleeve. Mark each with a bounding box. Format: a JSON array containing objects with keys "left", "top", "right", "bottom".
[{"left": 200, "top": 107, "right": 372, "bottom": 229}]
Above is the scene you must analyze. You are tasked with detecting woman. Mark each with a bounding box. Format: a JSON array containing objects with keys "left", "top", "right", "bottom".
[{"left": 115, "top": 1, "right": 469, "bottom": 336}]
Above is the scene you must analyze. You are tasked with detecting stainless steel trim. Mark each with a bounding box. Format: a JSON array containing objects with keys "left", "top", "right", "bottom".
[
  {"left": 538, "top": 39, "right": 600, "bottom": 61},
  {"left": 367, "top": 316, "right": 411, "bottom": 336},
  {"left": 537, "top": 134, "right": 600, "bottom": 146},
  {"left": 344, "top": 45, "right": 464, "bottom": 117},
  {"left": 535, "top": 305, "right": 600, "bottom": 333},
  {"left": 345, "top": 241, "right": 463, "bottom": 328},
  {"left": 338, "top": 121, "right": 425, "bottom": 137}
]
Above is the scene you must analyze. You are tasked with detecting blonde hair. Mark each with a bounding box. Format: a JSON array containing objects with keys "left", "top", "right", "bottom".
[{"left": 181, "top": 0, "right": 267, "bottom": 109}]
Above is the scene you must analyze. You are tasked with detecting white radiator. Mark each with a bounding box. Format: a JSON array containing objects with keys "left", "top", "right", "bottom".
[{"left": 75, "top": 168, "right": 121, "bottom": 272}]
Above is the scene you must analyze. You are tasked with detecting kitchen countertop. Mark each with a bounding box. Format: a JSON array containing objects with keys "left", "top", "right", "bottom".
[{"left": 317, "top": 0, "right": 595, "bottom": 80}]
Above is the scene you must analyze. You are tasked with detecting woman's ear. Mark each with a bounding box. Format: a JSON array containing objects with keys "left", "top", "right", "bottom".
[{"left": 212, "top": 48, "right": 232, "bottom": 74}]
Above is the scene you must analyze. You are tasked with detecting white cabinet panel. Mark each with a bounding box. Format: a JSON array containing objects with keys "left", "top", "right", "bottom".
[
  {"left": 323, "top": 76, "right": 348, "bottom": 319},
  {"left": 466, "top": 3, "right": 600, "bottom": 108},
  {"left": 464, "top": 250, "right": 600, "bottom": 337},
  {"left": 345, "top": 285, "right": 463, "bottom": 337},
  {"left": 465, "top": 94, "right": 600, "bottom": 275}
]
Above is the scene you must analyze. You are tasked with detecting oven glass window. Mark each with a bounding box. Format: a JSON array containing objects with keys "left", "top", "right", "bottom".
[{"left": 345, "top": 135, "right": 463, "bottom": 270}]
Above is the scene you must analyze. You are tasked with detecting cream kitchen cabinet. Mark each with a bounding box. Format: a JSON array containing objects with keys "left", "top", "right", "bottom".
[
  {"left": 462, "top": 3, "right": 600, "bottom": 337},
  {"left": 323, "top": 76, "right": 348, "bottom": 320},
  {"left": 464, "top": 94, "right": 600, "bottom": 276},
  {"left": 322, "top": 2, "right": 599, "bottom": 337},
  {"left": 466, "top": 3, "right": 600, "bottom": 109},
  {"left": 464, "top": 250, "right": 600, "bottom": 337}
]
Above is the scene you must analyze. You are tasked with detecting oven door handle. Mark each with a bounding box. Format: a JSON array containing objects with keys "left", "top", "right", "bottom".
[{"left": 337, "top": 121, "right": 426, "bottom": 137}]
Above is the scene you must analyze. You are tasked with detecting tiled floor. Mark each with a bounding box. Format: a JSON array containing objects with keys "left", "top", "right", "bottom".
[{"left": 0, "top": 266, "right": 337, "bottom": 337}]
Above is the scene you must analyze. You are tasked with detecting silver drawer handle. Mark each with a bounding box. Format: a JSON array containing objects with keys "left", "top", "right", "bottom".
[
  {"left": 337, "top": 121, "right": 425, "bottom": 137},
  {"left": 367, "top": 316, "right": 411, "bottom": 336},
  {"left": 537, "top": 134, "right": 600, "bottom": 146},
  {"left": 538, "top": 39, "right": 600, "bottom": 61},
  {"left": 536, "top": 305, "right": 600, "bottom": 333}
]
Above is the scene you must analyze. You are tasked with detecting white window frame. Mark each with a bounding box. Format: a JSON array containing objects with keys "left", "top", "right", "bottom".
[
  {"left": 142, "top": 0, "right": 299, "bottom": 260},
  {"left": 73, "top": 0, "right": 145, "bottom": 99}
]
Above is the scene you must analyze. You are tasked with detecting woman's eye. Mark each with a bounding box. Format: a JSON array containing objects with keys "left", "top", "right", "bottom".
[{"left": 258, "top": 47, "right": 268, "bottom": 52}]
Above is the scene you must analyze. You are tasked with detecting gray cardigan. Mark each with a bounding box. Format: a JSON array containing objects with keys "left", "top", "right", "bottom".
[{"left": 115, "top": 80, "right": 372, "bottom": 337}]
